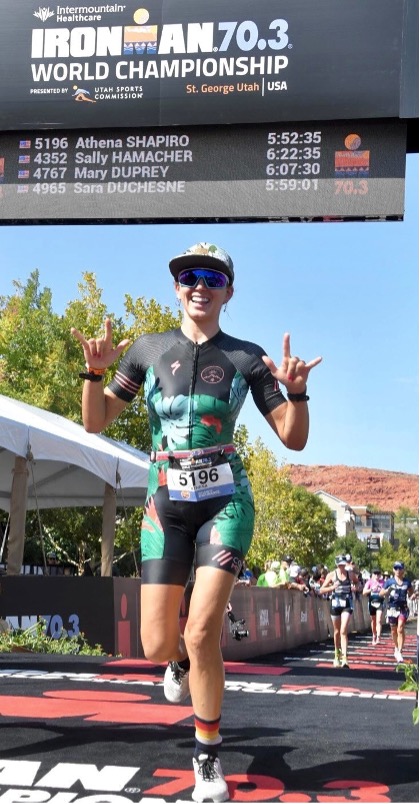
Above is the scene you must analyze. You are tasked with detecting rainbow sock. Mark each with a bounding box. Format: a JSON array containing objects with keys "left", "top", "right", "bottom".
[{"left": 194, "top": 715, "right": 222, "bottom": 758}]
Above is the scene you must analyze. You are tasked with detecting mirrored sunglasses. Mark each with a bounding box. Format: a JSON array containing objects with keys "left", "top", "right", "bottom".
[{"left": 177, "top": 268, "right": 229, "bottom": 289}]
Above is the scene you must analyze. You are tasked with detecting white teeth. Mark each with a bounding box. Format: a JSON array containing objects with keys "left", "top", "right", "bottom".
[{"left": 191, "top": 295, "right": 209, "bottom": 303}]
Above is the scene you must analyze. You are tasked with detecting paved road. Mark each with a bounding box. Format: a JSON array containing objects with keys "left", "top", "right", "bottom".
[{"left": 0, "top": 620, "right": 418, "bottom": 803}]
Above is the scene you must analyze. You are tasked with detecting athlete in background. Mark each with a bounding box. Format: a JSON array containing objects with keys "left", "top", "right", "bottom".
[
  {"left": 380, "top": 561, "right": 416, "bottom": 663},
  {"left": 362, "top": 568, "right": 385, "bottom": 645},
  {"left": 319, "top": 554, "right": 361, "bottom": 668},
  {"left": 71, "top": 242, "right": 322, "bottom": 802}
]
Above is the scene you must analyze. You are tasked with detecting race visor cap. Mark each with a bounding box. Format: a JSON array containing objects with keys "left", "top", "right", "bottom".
[
  {"left": 335, "top": 555, "right": 347, "bottom": 566},
  {"left": 169, "top": 242, "right": 234, "bottom": 283},
  {"left": 393, "top": 561, "right": 405, "bottom": 570}
]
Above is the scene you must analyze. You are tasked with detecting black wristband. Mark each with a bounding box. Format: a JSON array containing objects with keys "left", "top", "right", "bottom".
[
  {"left": 287, "top": 390, "right": 309, "bottom": 402},
  {"left": 79, "top": 371, "right": 104, "bottom": 382}
]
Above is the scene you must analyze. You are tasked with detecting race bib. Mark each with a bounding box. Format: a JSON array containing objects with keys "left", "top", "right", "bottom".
[
  {"left": 332, "top": 597, "right": 347, "bottom": 608},
  {"left": 371, "top": 601, "right": 381, "bottom": 609},
  {"left": 167, "top": 452, "right": 234, "bottom": 502},
  {"left": 388, "top": 607, "right": 401, "bottom": 618}
]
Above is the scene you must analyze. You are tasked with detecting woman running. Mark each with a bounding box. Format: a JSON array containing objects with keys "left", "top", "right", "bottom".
[
  {"left": 362, "top": 568, "right": 385, "bottom": 645},
  {"left": 71, "top": 242, "right": 322, "bottom": 802},
  {"left": 380, "top": 561, "right": 416, "bottom": 663},
  {"left": 319, "top": 554, "right": 361, "bottom": 668}
]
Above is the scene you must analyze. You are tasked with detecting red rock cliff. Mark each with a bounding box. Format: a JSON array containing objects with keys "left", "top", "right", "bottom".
[{"left": 287, "top": 464, "right": 419, "bottom": 513}]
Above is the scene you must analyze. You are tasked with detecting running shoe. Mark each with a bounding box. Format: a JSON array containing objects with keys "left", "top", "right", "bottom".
[
  {"left": 163, "top": 661, "right": 190, "bottom": 703},
  {"left": 192, "top": 754, "right": 229, "bottom": 803},
  {"left": 394, "top": 649, "right": 404, "bottom": 663},
  {"left": 333, "top": 656, "right": 341, "bottom": 668},
  {"left": 340, "top": 656, "right": 350, "bottom": 668}
]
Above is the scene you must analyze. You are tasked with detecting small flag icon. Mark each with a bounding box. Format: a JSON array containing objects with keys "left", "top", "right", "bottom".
[
  {"left": 19, "top": 140, "right": 31, "bottom": 148},
  {"left": 18, "top": 170, "right": 30, "bottom": 178},
  {"left": 17, "top": 185, "right": 29, "bottom": 193},
  {"left": 19, "top": 155, "right": 31, "bottom": 164}
]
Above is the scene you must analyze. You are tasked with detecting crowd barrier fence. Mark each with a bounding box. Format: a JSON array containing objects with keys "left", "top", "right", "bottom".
[{"left": 0, "top": 576, "right": 373, "bottom": 659}]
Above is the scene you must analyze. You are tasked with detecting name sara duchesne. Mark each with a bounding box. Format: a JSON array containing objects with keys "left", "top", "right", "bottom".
[{"left": 74, "top": 181, "right": 186, "bottom": 194}]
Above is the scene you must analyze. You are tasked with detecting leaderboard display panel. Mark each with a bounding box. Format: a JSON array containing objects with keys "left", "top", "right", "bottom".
[
  {"left": 0, "top": 120, "right": 406, "bottom": 223},
  {"left": 0, "top": 0, "right": 415, "bottom": 223}
]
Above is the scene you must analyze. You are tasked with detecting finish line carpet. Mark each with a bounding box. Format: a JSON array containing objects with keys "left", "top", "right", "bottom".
[{"left": 0, "top": 623, "right": 418, "bottom": 803}]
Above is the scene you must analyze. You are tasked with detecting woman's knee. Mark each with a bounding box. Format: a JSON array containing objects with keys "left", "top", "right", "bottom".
[
  {"left": 141, "top": 626, "right": 179, "bottom": 663},
  {"left": 184, "top": 616, "right": 220, "bottom": 658}
]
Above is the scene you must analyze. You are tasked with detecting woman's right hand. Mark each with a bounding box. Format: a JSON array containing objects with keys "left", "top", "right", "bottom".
[{"left": 71, "top": 317, "right": 130, "bottom": 370}]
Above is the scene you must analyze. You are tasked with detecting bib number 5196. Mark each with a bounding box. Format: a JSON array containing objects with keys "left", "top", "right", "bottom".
[
  {"left": 167, "top": 461, "right": 234, "bottom": 502},
  {"left": 179, "top": 467, "right": 219, "bottom": 486}
]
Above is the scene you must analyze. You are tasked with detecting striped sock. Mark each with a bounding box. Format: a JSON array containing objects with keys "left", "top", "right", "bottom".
[{"left": 194, "top": 715, "right": 222, "bottom": 758}]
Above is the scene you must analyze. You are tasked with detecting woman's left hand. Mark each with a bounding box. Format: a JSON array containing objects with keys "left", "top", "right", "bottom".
[{"left": 262, "top": 332, "right": 322, "bottom": 394}]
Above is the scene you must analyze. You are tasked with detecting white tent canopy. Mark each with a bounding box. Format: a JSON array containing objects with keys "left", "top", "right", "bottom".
[
  {"left": 0, "top": 394, "right": 150, "bottom": 511},
  {"left": 0, "top": 394, "right": 150, "bottom": 575}
]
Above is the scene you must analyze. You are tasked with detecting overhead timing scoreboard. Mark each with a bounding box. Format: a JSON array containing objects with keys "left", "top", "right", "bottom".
[{"left": 0, "top": 119, "right": 407, "bottom": 224}]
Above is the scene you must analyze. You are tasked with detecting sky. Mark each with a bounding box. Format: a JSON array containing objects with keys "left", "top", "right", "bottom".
[{"left": 1, "top": 152, "right": 418, "bottom": 476}]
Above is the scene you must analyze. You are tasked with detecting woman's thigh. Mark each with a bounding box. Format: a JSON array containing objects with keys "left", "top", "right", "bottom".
[{"left": 340, "top": 611, "right": 352, "bottom": 631}]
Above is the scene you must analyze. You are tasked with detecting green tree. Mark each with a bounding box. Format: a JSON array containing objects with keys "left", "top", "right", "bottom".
[
  {"left": 233, "top": 424, "right": 255, "bottom": 475},
  {"left": 326, "top": 534, "right": 371, "bottom": 572},
  {"left": 0, "top": 271, "right": 181, "bottom": 574},
  {"left": 245, "top": 438, "right": 336, "bottom": 570},
  {"left": 0, "top": 271, "right": 68, "bottom": 411},
  {"left": 393, "top": 506, "right": 418, "bottom": 578}
]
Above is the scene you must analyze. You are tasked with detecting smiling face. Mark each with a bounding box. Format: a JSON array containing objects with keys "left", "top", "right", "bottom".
[{"left": 175, "top": 269, "right": 234, "bottom": 328}]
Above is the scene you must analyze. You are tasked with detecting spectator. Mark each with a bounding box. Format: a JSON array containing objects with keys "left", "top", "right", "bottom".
[
  {"left": 298, "top": 567, "right": 311, "bottom": 596},
  {"left": 362, "top": 569, "right": 385, "bottom": 644},
  {"left": 236, "top": 560, "right": 257, "bottom": 586},
  {"left": 256, "top": 560, "right": 282, "bottom": 588},
  {"left": 277, "top": 555, "right": 293, "bottom": 587},
  {"left": 310, "top": 564, "right": 329, "bottom": 597},
  {"left": 288, "top": 562, "right": 307, "bottom": 592}
]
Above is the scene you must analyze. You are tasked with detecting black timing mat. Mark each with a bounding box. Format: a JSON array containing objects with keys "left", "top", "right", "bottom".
[{"left": 0, "top": 622, "right": 418, "bottom": 803}]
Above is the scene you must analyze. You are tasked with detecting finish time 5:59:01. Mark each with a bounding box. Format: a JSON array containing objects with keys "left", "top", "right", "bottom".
[{"left": 266, "top": 179, "right": 319, "bottom": 191}]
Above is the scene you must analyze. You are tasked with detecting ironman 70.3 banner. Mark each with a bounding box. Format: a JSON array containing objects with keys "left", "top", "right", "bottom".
[{"left": 0, "top": 0, "right": 410, "bottom": 131}]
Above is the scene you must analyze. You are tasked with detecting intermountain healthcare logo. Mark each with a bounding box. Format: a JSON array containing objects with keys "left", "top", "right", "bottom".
[
  {"left": 33, "top": 7, "right": 54, "bottom": 22},
  {"left": 33, "top": 5, "right": 127, "bottom": 22}
]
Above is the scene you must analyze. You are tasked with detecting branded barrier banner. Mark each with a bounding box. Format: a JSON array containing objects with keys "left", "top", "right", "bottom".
[{"left": 0, "top": 576, "right": 373, "bottom": 659}]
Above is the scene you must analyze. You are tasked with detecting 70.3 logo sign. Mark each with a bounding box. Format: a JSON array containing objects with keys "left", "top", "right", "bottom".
[
  {"left": 136, "top": 17, "right": 291, "bottom": 57},
  {"left": 140, "top": 771, "right": 391, "bottom": 801},
  {"left": 209, "top": 18, "right": 290, "bottom": 53}
]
